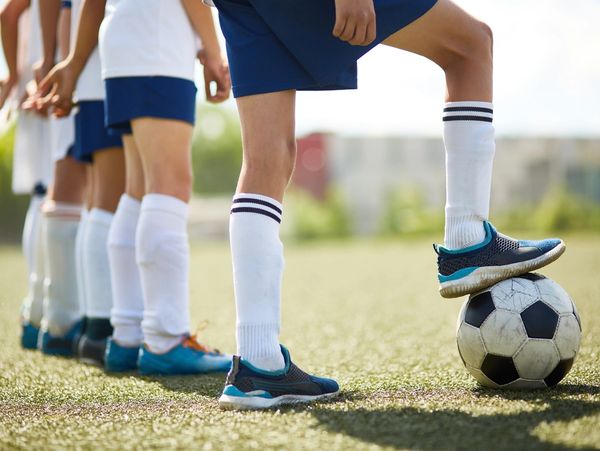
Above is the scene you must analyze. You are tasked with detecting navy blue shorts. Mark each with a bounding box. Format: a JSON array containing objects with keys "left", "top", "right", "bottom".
[
  {"left": 213, "top": 0, "right": 437, "bottom": 97},
  {"left": 73, "top": 100, "right": 122, "bottom": 163},
  {"left": 104, "top": 76, "right": 197, "bottom": 134}
]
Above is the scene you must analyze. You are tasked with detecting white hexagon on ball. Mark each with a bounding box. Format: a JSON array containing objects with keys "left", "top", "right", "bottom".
[
  {"left": 554, "top": 315, "right": 582, "bottom": 359},
  {"left": 480, "top": 310, "right": 527, "bottom": 357},
  {"left": 491, "top": 278, "right": 539, "bottom": 313},
  {"left": 457, "top": 323, "right": 487, "bottom": 368},
  {"left": 534, "top": 278, "right": 573, "bottom": 314},
  {"left": 514, "top": 340, "right": 560, "bottom": 380}
]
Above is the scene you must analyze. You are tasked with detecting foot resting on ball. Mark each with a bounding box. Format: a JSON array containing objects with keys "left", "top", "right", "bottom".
[
  {"left": 218, "top": 345, "right": 339, "bottom": 410},
  {"left": 435, "top": 221, "right": 565, "bottom": 298}
]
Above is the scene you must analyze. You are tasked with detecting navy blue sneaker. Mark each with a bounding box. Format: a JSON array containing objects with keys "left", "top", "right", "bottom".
[
  {"left": 39, "top": 320, "right": 84, "bottom": 356},
  {"left": 219, "top": 346, "right": 340, "bottom": 410},
  {"left": 105, "top": 338, "right": 140, "bottom": 372},
  {"left": 435, "top": 221, "right": 565, "bottom": 298},
  {"left": 138, "top": 336, "right": 231, "bottom": 375},
  {"left": 21, "top": 322, "right": 40, "bottom": 350},
  {"left": 76, "top": 335, "right": 108, "bottom": 366}
]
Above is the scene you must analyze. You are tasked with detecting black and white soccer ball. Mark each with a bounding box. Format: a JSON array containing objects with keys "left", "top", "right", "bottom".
[{"left": 456, "top": 273, "right": 581, "bottom": 388}]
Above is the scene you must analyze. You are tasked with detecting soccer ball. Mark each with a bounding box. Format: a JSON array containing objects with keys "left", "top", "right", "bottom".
[{"left": 456, "top": 273, "right": 581, "bottom": 389}]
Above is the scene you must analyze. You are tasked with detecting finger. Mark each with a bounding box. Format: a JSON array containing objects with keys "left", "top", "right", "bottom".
[
  {"left": 339, "top": 19, "right": 356, "bottom": 42},
  {"left": 332, "top": 16, "right": 347, "bottom": 37},
  {"left": 349, "top": 21, "right": 367, "bottom": 45},
  {"left": 37, "top": 72, "right": 54, "bottom": 96},
  {"left": 364, "top": 18, "right": 377, "bottom": 46}
]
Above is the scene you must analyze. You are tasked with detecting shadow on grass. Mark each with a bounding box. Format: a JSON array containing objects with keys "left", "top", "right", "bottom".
[
  {"left": 104, "top": 370, "right": 227, "bottom": 398},
  {"left": 311, "top": 385, "right": 600, "bottom": 451}
]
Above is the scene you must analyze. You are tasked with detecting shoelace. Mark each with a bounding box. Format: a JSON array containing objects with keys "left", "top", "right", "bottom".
[{"left": 182, "top": 321, "right": 222, "bottom": 355}]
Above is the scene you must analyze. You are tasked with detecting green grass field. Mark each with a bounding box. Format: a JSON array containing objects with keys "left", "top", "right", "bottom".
[{"left": 1, "top": 235, "right": 599, "bottom": 450}]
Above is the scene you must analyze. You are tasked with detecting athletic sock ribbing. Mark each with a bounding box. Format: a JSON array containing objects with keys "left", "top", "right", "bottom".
[
  {"left": 230, "top": 193, "right": 285, "bottom": 371},
  {"left": 443, "top": 101, "right": 495, "bottom": 250}
]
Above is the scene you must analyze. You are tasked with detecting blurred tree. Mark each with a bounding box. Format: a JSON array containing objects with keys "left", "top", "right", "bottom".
[{"left": 191, "top": 104, "right": 242, "bottom": 195}]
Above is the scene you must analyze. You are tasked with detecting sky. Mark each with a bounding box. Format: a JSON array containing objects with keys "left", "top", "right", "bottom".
[{"left": 2, "top": 0, "right": 599, "bottom": 137}]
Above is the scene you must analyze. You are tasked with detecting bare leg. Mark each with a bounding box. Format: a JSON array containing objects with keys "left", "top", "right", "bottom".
[
  {"left": 90, "top": 148, "right": 125, "bottom": 213},
  {"left": 383, "top": 0, "right": 493, "bottom": 102},
  {"left": 236, "top": 90, "right": 297, "bottom": 201},
  {"left": 122, "top": 134, "right": 145, "bottom": 201}
]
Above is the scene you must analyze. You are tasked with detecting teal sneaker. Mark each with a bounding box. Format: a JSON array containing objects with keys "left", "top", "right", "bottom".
[
  {"left": 39, "top": 320, "right": 84, "bottom": 356},
  {"left": 435, "top": 221, "right": 565, "bottom": 298},
  {"left": 105, "top": 338, "right": 140, "bottom": 372},
  {"left": 219, "top": 345, "right": 340, "bottom": 410},
  {"left": 138, "top": 336, "right": 231, "bottom": 375},
  {"left": 21, "top": 322, "right": 40, "bottom": 350}
]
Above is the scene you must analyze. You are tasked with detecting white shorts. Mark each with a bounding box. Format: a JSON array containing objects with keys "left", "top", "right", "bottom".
[
  {"left": 49, "top": 115, "right": 75, "bottom": 163},
  {"left": 12, "top": 112, "right": 53, "bottom": 194}
]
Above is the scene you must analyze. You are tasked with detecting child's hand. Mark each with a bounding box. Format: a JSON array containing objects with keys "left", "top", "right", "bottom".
[
  {"left": 199, "top": 50, "right": 231, "bottom": 103},
  {"left": 36, "top": 60, "right": 77, "bottom": 117},
  {"left": 333, "top": 0, "right": 376, "bottom": 46}
]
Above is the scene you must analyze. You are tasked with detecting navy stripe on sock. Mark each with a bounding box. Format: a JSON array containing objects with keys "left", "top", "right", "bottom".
[
  {"left": 443, "top": 116, "right": 493, "bottom": 122},
  {"left": 231, "top": 207, "right": 281, "bottom": 223},
  {"left": 233, "top": 198, "right": 282, "bottom": 215},
  {"left": 443, "top": 106, "right": 493, "bottom": 114}
]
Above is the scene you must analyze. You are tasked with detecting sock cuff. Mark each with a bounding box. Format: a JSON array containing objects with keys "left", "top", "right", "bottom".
[
  {"left": 88, "top": 208, "right": 115, "bottom": 226},
  {"left": 118, "top": 194, "right": 142, "bottom": 215},
  {"left": 231, "top": 193, "right": 283, "bottom": 223},
  {"left": 141, "top": 194, "right": 188, "bottom": 219},
  {"left": 42, "top": 201, "right": 82, "bottom": 219},
  {"left": 443, "top": 101, "right": 493, "bottom": 123}
]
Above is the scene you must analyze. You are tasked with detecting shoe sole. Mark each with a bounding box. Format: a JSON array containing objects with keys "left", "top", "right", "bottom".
[
  {"left": 218, "top": 390, "right": 340, "bottom": 410},
  {"left": 439, "top": 241, "right": 566, "bottom": 299}
]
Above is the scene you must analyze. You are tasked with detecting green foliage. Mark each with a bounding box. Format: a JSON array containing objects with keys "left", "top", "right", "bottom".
[
  {"left": 285, "top": 188, "right": 351, "bottom": 241},
  {"left": 378, "top": 188, "right": 444, "bottom": 236},
  {"left": 0, "top": 123, "right": 28, "bottom": 241},
  {"left": 191, "top": 104, "right": 242, "bottom": 195}
]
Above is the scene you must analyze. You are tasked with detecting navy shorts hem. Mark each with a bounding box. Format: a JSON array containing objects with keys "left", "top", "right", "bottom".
[
  {"left": 105, "top": 76, "right": 197, "bottom": 135},
  {"left": 74, "top": 100, "right": 122, "bottom": 163},
  {"left": 215, "top": 0, "right": 438, "bottom": 97}
]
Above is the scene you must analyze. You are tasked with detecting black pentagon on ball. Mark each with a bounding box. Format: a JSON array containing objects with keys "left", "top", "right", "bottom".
[
  {"left": 465, "top": 291, "right": 495, "bottom": 328},
  {"left": 516, "top": 273, "right": 546, "bottom": 282},
  {"left": 520, "top": 301, "right": 559, "bottom": 339},
  {"left": 481, "top": 354, "right": 520, "bottom": 385},
  {"left": 544, "top": 358, "right": 575, "bottom": 387}
]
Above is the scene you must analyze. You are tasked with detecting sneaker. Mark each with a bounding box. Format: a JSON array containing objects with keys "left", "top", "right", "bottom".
[
  {"left": 218, "top": 345, "right": 340, "bottom": 410},
  {"left": 105, "top": 338, "right": 140, "bottom": 372},
  {"left": 39, "top": 320, "right": 84, "bottom": 356},
  {"left": 76, "top": 335, "right": 108, "bottom": 366},
  {"left": 21, "top": 322, "right": 40, "bottom": 350},
  {"left": 138, "top": 335, "right": 231, "bottom": 375},
  {"left": 435, "top": 221, "right": 565, "bottom": 298}
]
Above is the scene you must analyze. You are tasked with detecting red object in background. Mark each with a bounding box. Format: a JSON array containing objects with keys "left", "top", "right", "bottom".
[{"left": 293, "top": 133, "right": 329, "bottom": 200}]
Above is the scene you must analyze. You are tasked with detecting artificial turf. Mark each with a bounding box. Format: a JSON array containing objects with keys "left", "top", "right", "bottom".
[{"left": 1, "top": 235, "right": 599, "bottom": 450}]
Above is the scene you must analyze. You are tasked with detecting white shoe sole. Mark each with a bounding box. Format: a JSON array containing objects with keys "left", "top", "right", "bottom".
[
  {"left": 439, "top": 241, "right": 566, "bottom": 299},
  {"left": 218, "top": 390, "right": 340, "bottom": 410}
]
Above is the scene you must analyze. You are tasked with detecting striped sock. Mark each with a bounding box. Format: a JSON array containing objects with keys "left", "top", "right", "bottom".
[
  {"left": 230, "top": 193, "right": 285, "bottom": 371},
  {"left": 443, "top": 101, "right": 495, "bottom": 250}
]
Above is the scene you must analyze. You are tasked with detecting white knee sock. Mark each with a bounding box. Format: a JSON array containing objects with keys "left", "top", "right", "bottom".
[
  {"left": 443, "top": 101, "right": 495, "bottom": 250},
  {"left": 22, "top": 194, "right": 44, "bottom": 272},
  {"left": 230, "top": 193, "right": 285, "bottom": 371},
  {"left": 83, "top": 208, "right": 114, "bottom": 320},
  {"left": 75, "top": 209, "right": 88, "bottom": 319},
  {"left": 137, "top": 194, "right": 189, "bottom": 353},
  {"left": 108, "top": 195, "right": 144, "bottom": 347},
  {"left": 21, "top": 195, "right": 46, "bottom": 328},
  {"left": 42, "top": 202, "right": 83, "bottom": 336}
]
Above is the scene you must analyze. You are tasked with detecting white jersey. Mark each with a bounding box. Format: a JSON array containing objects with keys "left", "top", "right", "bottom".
[
  {"left": 99, "top": 0, "right": 197, "bottom": 81},
  {"left": 70, "top": 0, "right": 104, "bottom": 101}
]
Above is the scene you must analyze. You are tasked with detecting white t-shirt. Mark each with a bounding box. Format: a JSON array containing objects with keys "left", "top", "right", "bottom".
[
  {"left": 99, "top": 0, "right": 197, "bottom": 81},
  {"left": 70, "top": 0, "right": 104, "bottom": 101}
]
